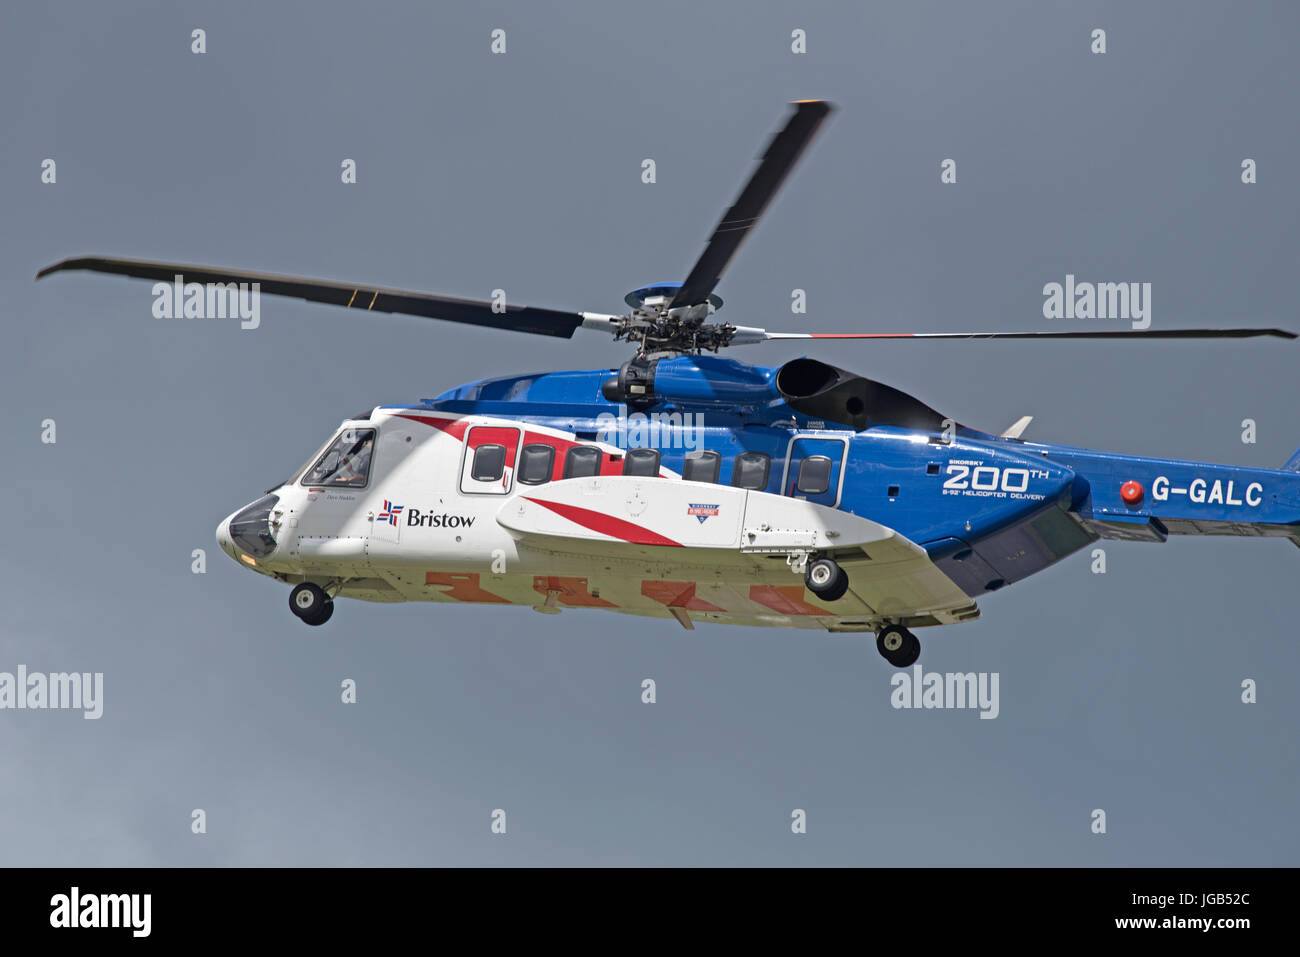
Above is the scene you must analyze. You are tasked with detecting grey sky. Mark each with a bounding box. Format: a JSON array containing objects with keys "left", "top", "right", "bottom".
[{"left": 2, "top": 0, "right": 1298, "bottom": 865}]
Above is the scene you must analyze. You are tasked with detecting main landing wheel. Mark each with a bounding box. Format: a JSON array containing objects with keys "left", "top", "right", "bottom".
[
  {"left": 805, "top": 558, "right": 849, "bottom": 602},
  {"left": 876, "top": 625, "right": 920, "bottom": 667},
  {"left": 290, "top": 583, "right": 333, "bottom": 627}
]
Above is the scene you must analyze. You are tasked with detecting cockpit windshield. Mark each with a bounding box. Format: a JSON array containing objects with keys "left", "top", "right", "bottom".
[{"left": 301, "top": 428, "right": 376, "bottom": 488}]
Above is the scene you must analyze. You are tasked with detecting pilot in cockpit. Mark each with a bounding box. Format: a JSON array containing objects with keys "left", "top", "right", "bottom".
[{"left": 332, "top": 439, "right": 372, "bottom": 485}]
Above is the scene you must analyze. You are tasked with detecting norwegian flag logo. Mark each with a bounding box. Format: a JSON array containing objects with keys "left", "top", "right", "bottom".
[
  {"left": 377, "top": 500, "right": 404, "bottom": 526},
  {"left": 687, "top": 503, "right": 719, "bottom": 524}
]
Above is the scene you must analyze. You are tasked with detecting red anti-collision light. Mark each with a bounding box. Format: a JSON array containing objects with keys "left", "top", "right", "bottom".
[{"left": 1120, "top": 480, "right": 1144, "bottom": 505}]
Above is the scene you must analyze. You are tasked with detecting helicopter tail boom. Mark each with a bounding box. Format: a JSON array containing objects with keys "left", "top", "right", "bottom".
[{"left": 1043, "top": 447, "right": 1300, "bottom": 544}]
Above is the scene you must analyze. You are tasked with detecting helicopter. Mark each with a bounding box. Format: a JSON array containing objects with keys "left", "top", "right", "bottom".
[{"left": 37, "top": 100, "right": 1299, "bottom": 667}]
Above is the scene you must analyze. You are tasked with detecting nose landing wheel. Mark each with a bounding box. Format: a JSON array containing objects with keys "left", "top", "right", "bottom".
[
  {"left": 876, "top": 625, "right": 919, "bottom": 667},
  {"left": 290, "top": 583, "right": 334, "bottom": 626}
]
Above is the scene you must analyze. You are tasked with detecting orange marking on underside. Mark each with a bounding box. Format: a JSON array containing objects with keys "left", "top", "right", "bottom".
[
  {"left": 532, "top": 576, "right": 616, "bottom": 607},
  {"left": 641, "top": 580, "right": 724, "bottom": 612},
  {"left": 748, "top": 584, "right": 831, "bottom": 616},
  {"left": 425, "top": 572, "right": 510, "bottom": 603}
]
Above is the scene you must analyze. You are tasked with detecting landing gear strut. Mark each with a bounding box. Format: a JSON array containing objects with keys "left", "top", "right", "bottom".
[
  {"left": 290, "top": 583, "right": 334, "bottom": 626},
  {"left": 804, "top": 557, "right": 849, "bottom": 601},
  {"left": 876, "top": 624, "right": 920, "bottom": 667}
]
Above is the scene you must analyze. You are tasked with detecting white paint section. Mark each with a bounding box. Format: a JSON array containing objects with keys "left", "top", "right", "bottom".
[
  {"left": 500, "top": 477, "right": 745, "bottom": 548},
  {"left": 240, "top": 409, "right": 978, "bottom": 632}
]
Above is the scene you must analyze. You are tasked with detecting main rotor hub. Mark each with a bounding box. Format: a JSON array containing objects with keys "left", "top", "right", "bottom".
[
  {"left": 623, "top": 283, "right": 723, "bottom": 313},
  {"left": 617, "top": 283, "right": 732, "bottom": 357}
]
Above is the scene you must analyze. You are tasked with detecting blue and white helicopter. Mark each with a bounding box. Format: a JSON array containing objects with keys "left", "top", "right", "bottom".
[{"left": 38, "top": 101, "right": 1298, "bottom": 666}]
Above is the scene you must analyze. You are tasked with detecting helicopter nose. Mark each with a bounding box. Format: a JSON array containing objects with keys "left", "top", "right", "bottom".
[
  {"left": 216, "top": 515, "right": 235, "bottom": 558},
  {"left": 219, "top": 493, "right": 283, "bottom": 565}
]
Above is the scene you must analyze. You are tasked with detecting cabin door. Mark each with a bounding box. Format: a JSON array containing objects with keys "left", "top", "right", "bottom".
[{"left": 781, "top": 435, "right": 849, "bottom": 508}]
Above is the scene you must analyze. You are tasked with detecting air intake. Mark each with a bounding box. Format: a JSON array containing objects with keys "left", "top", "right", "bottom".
[{"left": 775, "top": 358, "right": 949, "bottom": 432}]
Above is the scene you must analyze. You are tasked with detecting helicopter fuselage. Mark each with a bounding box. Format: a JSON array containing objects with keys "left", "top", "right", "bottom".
[{"left": 215, "top": 357, "right": 1300, "bottom": 638}]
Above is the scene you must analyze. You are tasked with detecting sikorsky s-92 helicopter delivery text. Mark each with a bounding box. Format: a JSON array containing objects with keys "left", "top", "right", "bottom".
[{"left": 38, "top": 101, "right": 1299, "bottom": 666}]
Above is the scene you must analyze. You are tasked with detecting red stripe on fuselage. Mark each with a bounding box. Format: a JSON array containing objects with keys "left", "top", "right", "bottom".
[
  {"left": 397, "top": 413, "right": 470, "bottom": 440},
  {"left": 518, "top": 428, "right": 631, "bottom": 480},
  {"left": 399, "top": 414, "right": 670, "bottom": 479},
  {"left": 523, "top": 497, "right": 682, "bottom": 547}
]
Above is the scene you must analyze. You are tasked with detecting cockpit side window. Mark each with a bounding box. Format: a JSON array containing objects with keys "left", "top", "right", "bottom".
[{"left": 302, "top": 428, "right": 376, "bottom": 488}]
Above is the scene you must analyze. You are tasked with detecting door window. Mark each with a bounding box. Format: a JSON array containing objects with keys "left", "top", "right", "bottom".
[
  {"left": 460, "top": 426, "right": 520, "bottom": 494},
  {"left": 796, "top": 455, "right": 833, "bottom": 495}
]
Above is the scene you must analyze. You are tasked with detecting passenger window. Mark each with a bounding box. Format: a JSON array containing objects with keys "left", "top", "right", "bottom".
[
  {"left": 623, "top": 448, "right": 661, "bottom": 477},
  {"left": 683, "top": 450, "right": 721, "bottom": 483},
  {"left": 471, "top": 444, "right": 507, "bottom": 482},
  {"left": 518, "top": 444, "right": 556, "bottom": 485},
  {"left": 302, "top": 428, "right": 376, "bottom": 488},
  {"left": 796, "top": 455, "right": 833, "bottom": 495},
  {"left": 731, "top": 452, "right": 770, "bottom": 490},
  {"left": 563, "top": 445, "right": 602, "bottom": 479}
]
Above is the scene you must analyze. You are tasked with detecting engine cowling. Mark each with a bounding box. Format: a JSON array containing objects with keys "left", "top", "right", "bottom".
[
  {"left": 601, "top": 355, "right": 777, "bottom": 408},
  {"left": 600, "top": 355, "right": 952, "bottom": 433}
]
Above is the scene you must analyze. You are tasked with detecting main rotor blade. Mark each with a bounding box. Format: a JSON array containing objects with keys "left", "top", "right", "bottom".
[
  {"left": 760, "top": 328, "right": 1298, "bottom": 341},
  {"left": 36, "top": 256, "right": 591, "bottom": 339},
  {"left": 669, "top": 100, "right": 833, "bottom": 310}
]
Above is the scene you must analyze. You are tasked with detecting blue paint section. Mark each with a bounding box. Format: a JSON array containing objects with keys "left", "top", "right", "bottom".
[
  {"left": 652, "top": 356, "right": 778, "bottom": 406},
  {"left": 432, "top": 369, "right": 612, "bottom": 404},
  {"left": 1032, "top": 443, "right": 1300, "bottom": 540},
  {"left": 835, "top": 429, "right": 1091, "bottom": 596},
  {"left": 834, "top": 429, "right": 1077, "bottom": 545}
]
